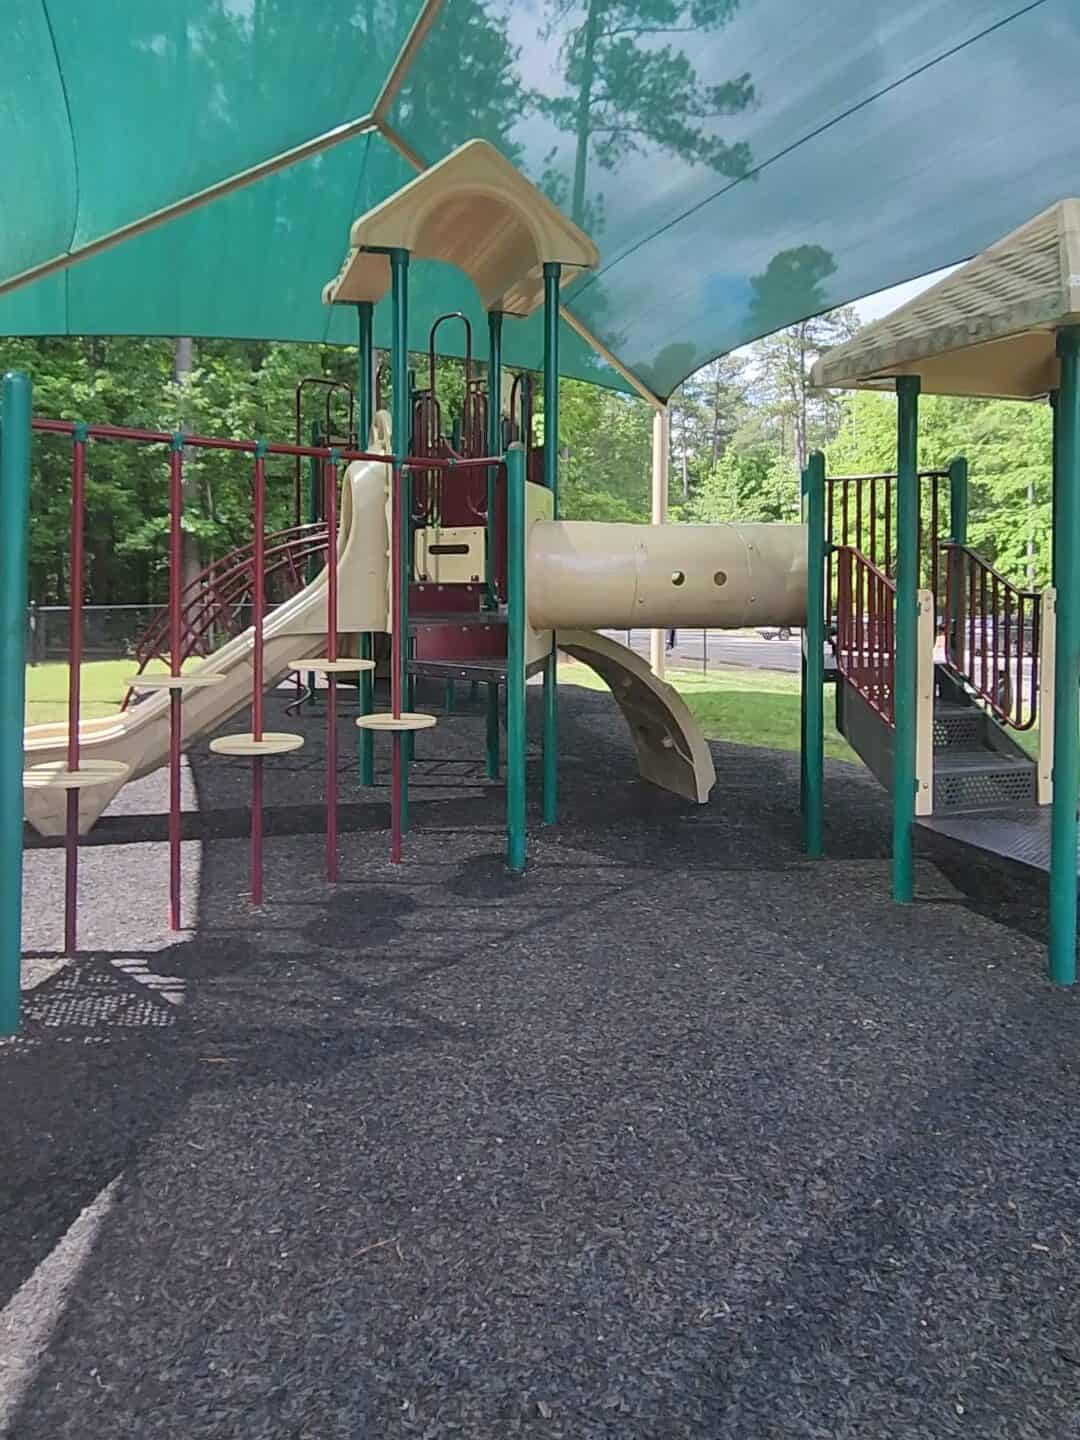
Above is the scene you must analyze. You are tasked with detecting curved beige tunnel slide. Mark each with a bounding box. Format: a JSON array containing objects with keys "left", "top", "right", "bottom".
[{"left": 558, "top": 629, "right": 716, "bottom": 804}]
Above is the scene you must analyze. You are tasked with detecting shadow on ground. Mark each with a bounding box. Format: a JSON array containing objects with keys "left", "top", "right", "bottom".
[{"left": 3, "top": 683, "right": 1078, "bottom": 1439}]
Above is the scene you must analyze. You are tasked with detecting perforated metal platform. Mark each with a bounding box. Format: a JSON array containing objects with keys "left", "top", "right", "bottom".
[{"left": 918, "top": 808, "right": 1076, "bottom": 877}]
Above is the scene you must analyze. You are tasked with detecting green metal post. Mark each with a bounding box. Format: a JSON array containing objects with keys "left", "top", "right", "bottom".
[
  {"left": 946, "top": 455, "right": 969, "bottom": 671},
  {"left": 486, "top": 680, "right": 500, "bottom": 779},
  {"left": 1049, "top": 330, "right": 1080, "bottom": 984},
  {"left": 357, "top": 303, "right": 375, "bottom": 784},
  {"left": 444, "top": 679, "right": 455, "bottom": 713},
  {"left": 542, "top": 262, "right": 561, "bottom": 825},
  {"left": 1051, "top": 390, "right": 1060, "bottom": 587},
  {"left": 486, "top": 311, "right": 503, "bottom": 607},
  {"left": 893, "top": 376, "right": 921, "bottom": 903},
  {"left": 948, "top": 456, "right": 968, "bottom": 545},
  {"left": 0, "top": 372, "right": 31, "bottom": 1036},
  {"left": 506, "top": 444, "right": 527, "bottom": 871},
  {"left": 391, "top": 248, "right": 411, "bottom": 832},
  {"left": 801, "top": 451, "right": 825, "bottom": 856}
]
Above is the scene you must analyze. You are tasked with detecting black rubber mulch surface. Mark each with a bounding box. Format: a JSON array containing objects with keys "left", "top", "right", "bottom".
[{"left": 5, "top": 679, "right": 1080, "bottom": 1439}]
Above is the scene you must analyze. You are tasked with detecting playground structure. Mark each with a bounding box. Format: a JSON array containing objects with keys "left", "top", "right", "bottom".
[
  {"left": 3, "top": 154, "right": 1080, "bottom": 1038},
  {"left": 809, "top": 198, "right": 1080, "bottom": 986},
  {"left": 6, "top": 141, "right": 808, "bottom": 1016}
]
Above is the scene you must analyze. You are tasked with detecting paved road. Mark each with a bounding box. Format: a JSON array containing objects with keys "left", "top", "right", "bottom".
[{"left": 599, "top": 628, "right": 802, "bottom": 674}]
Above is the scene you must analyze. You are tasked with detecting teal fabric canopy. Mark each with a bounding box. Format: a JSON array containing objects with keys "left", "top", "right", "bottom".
[{"left": 3, "top": 0, "right": 1078, "bottom": 400}]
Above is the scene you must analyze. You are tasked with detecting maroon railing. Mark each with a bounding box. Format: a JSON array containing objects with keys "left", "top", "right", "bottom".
[
  {"left": 826, "top": 468, "right": 951, "bottom": 623},
  {"left": 941, "top": 543, "right": 1040, "bottom": 731},
  {"left": 835, "top": 545, "right": 896, "bottom": 726}
]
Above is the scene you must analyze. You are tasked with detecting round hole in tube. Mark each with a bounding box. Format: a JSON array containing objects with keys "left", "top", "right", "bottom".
[
  {"left": 713, "top": 570, "right": 728, "bottom": 587},
  {"left": 671, "top": 570, "right": 686, "bottom": 587}
]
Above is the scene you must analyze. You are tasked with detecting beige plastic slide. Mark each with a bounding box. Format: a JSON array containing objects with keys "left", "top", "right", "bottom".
[
  {"left": 24, "top": 452, "right": 390, "bottom": 836},
  {"left": 557, "top": 630, "right": 716, "bottom": 803}
]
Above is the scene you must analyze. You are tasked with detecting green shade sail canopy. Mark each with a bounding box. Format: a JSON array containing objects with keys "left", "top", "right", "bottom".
[{"left": 3, "top": 0, "right": 1080, "bottom": 400}]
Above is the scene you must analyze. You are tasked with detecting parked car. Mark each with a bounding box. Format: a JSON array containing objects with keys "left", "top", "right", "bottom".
[{"left": 758, "top": 625, "right": 794, "bottom": 641}]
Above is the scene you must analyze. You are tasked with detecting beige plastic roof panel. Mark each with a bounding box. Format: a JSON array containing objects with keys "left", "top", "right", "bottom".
[
  {"left": 324, "top": 140, "right": 599, "bottom": 318},
  {"left": 811, "top": 200, "right": 1080, "bottom": 400}
]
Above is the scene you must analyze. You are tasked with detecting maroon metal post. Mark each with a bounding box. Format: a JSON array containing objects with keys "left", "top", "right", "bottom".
[
  {"left": 64, "top": 426, "right": 88, "bottom": 956},
  {"left": 390, "top": 464, "right": 403, "bottom": 864},
  {"left": 251, "top": 444, "right": 267, "bottom": 906},
  {"left": 168, "top": 434, "right": 184, "bottom": 928},
  {"left": 325, "top": 453, "right": 339, "bottom": 882}
]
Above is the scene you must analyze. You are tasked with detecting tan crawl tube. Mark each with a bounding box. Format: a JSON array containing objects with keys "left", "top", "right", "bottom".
[
  {"left": 528, "top": 521, "right": 807, "bottom": 631},
  {"left": 558, "top": 630, "right": 715, "bottom": 804}
]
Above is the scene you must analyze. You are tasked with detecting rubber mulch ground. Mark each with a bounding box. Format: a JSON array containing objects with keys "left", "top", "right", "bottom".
[{"left": 3, "top": 678, "right": 1080, "bottom": 1439}]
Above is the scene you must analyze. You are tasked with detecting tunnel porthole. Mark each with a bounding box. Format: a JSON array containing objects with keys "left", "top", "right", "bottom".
[
  {"left": 713, "top": 570, "right": 727, "bottom": 586},
  {"left": 671, "top": 570, "right": 686, "bottom": 586}
]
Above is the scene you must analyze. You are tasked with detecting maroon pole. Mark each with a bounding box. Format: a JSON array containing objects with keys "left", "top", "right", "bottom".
[
  {"left": 168, "top": 434, "right": 184, "bottom": 928},
  {"left": 390, "top": 464, "right": 403, "bottom": 864},
  {"left": 325, "top": 453, "right": 339, "bottom": 881},
  {"left": 64, "top": 425, "right": 88, "bottom": 956},
  {"left": 251, "top": 444, "right": 267, "bottom": 906}
]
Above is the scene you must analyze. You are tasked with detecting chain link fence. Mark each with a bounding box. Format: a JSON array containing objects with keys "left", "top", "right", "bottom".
[{"left": 26, "top": 603, "right": 254, "bottom": 665}]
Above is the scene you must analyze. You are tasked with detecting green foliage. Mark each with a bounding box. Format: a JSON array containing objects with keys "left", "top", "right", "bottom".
[
  {"left": 538, "top": 0, "right": 753, "bottom": 227},
  {"left": 825, "top": 390, "right": 1053, "bottom": 584}
]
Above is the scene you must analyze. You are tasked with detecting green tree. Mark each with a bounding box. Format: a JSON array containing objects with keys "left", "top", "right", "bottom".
[{"left": 539, "top": 0, "right": 754, "bottom": 228}]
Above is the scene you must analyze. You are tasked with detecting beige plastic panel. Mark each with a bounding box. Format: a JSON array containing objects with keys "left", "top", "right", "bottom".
[
  {"left": 355, "top": 712, "right": 437, "bottom": 732},
  {"left": 287, "top": 657, "right": 375, "bottom": 673},
  {"left": 24, "top": 759, "right": 131, "bottom": 790},
  {"left": 125, "top": 673, "right": 226, "bottom": 690},
  {"left": 525, "top": 481, "right": 555, "bottom": 667},
  {"left": 812, "top": 199, "right": 1080, "bottom": 399},
  {"left": 414, "top": 525, "right": 486, "bottom": 584},
  {"left": 209, "top": 732, "right": 305, "bottom": 757},
  {"left": 23, "top": 446, "right": 391, "bottom": 837},
  {"left": 325, "top": 141, "right": 599, "bottom": 317},
  {"left": 528, "top": 520, "right": 807, "bottom": 631},
  {"left": 558, "top": 630, "right": 714, "bottom": 804},
  {"left": 1038, "top": 587, "right": 1056, "bottom": 805},
  {"left": 915, "top": 590, "right": 935, "bottom": 818}
]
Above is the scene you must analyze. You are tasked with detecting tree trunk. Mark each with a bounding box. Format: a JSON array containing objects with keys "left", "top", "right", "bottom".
[
  {"left": 571, "top": 0, "right": 600, "bottom": 226},
  {"left": 173, "top": 338, "right": 202, "bottom": 595}
]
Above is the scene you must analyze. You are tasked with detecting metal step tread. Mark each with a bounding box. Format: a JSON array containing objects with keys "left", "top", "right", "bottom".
[
  {"left": 407, "top": 656, "right": 545, "bottom": 683},
  {"left": 408, "top": 611, "right": 506, "bottom": 629},
  {"left": 934, "top": 747, "right": 1034, "bottom": 775}
]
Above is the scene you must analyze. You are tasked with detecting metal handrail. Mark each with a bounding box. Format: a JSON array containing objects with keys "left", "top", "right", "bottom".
[
  {"left": 834, "top": 545, "right": 896, "bottom": 726},
  {"left": 940, "top": 542, "right": 1041, "bottom": 730},
  {"left": 122, "top": 522, "right": 330, "bottom": 706}
]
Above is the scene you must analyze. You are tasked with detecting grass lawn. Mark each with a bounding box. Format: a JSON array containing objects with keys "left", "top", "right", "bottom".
[
  {"left": 561, "top": 661, "right": 857, "bottom": 762},
  {"left": 24, "top": 659, "right": 179, "bottom": 725}
]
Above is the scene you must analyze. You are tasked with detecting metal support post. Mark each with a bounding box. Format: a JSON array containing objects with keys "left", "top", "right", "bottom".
[
  {"left": 390, "top": 249, "right": 411, "bottom": 837},
  {"left": 893, "top": 376, "right": 921, "bottom": 903},
  {"left": 1049, "top": 331, "right": 1080, "bottom": 984},
  {"left": 801, "top": 452, "right": 826, "bottom": 856},
  {"left": 507, "top": 445, "right": 527, "bottom": 871},
  {"left": 649, "top": 406, "right": 670, "bottom": 679},
  {"left": 0, "top": 372, "right": 31, "bottom": 1036},
  {"left": 357, "top": 302, "right": 375, "bottom": 784},
  {"left": 486, "top": 680, "right": 500, "bottom": 779},
  {"left": 542, "top": 262, "right": 560, "bottom": 825},
  {"left": 486, "top": 311, "right": 503, "bottom": 607}
]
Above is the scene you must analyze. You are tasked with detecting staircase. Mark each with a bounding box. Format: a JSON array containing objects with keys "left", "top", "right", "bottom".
[
  {"left": 829, "top": 479, "right": 1048, "bottom": 822},
  {"left": 931, "top": 674, "right": 1037, "bottom": 814}
]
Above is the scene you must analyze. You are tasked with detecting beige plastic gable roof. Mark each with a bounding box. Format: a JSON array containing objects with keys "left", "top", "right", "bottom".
[
  {"left": 323, "top": 139, "right": 599, "bottom": 317},
  {"left": 811, "top": 200, "right": 1080, "bottom": 400}
]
